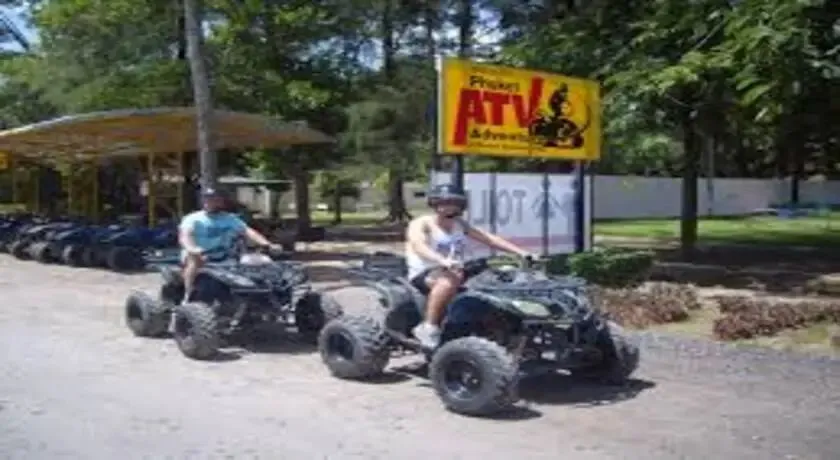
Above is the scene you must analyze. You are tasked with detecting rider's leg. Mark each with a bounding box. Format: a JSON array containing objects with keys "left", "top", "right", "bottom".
[
  {"left": 412, "top": 270, "right": 463, "bottom": 348},
  {"left": 181, "top": 253, "right": 204, "bottom": 303}
]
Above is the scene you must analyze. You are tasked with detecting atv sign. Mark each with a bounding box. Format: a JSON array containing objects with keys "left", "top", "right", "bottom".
[{"left": 437, "top": 58, "right": 602, "bottom": 161}]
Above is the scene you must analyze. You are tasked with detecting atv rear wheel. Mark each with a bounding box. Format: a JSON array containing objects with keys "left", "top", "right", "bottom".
[
  {"left": 9, "top": 240, "right": 30, "bottom": 260},
  {"left": 318, "top": 315, "right": 390, "bottom": 379},
  {"left": 572, "top": 321, "right": 639, "bottom": 384},
  {"left": 430, "top": 336, "right": 519, "bottom": 416},
  {"left": 172, "top": 302, "right": 220, "bottom": 360},
  {"left": 125, "top": 291, "right": 170, "bottom": 337},
  {"left": 62, "top": 244, "right": 86, "bottom": 266},
  {"left": 107, "top": 246, "right": 144, "bottom": 272},
  {"left": 295, "top": 292, "right": 344, "bottom": 343}
]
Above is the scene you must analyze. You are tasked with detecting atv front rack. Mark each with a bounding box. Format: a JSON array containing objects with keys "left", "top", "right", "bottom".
[{"left": 469, "top": 273, "right": 593, "bottom": 320}]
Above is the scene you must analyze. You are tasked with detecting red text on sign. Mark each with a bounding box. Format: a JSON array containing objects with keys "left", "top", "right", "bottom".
[{"left": 451, "top": 77, "right": 545, "bottom": 146}]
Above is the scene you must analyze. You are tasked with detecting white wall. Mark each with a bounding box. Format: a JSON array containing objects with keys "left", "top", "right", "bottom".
[{"left": 593, "top": 176, "right": 839, "bottom": 219}]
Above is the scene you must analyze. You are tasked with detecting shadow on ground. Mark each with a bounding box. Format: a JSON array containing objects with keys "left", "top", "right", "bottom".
[
  {"left": 518, "top": 374, "right": 655, "bottom": 407},
  {"left": 388, "top": 361, "right": 654, "bottom": 419}
]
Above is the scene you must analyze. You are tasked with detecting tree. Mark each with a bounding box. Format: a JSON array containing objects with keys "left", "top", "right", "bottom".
[
  {"left": 314, "top": 170, "right": 361, "bottom": 224},
  {"left": 183, "top": 0, "right": 217, "bottom": 189}
]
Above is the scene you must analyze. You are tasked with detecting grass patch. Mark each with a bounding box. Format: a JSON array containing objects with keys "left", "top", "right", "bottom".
[
  {"left": 595, "top": 214, "right": 840, "bottom": 247},
  {"left": 310, "top": 211, "right": 385, "bottom": 226},
  {"left": 739, "top": 323, "right": 840, "bottom": 356}
]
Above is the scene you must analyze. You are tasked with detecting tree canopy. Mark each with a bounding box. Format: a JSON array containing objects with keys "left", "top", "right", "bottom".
[{"left": 0, "top": 0, "right": 836, "bottom": 250}]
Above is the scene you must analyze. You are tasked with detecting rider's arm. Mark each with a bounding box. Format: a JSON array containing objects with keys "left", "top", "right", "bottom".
[
  {"left": 178, "top": 214, "right": 202, "bottom": 254},
  {"left": 244, "top": 226, "right": 272, "bottom": 246},
  {"left": 465, "top": 224, "right": 529, "bottom": 257},
  {"left": 232, "top": 214, "right": 272, "bottom": 246},
  {"left": 407, "top": 217, "right": 450, "bottom": 265}
]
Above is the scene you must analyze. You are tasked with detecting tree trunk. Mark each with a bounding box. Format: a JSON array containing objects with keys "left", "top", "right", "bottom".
[
  {"left": 680, "top": 108, "right": 699, "bottom": 259},
  {"left": 293, "top": 171, "right": 311, "bottom": 235},
  {"left": 332, "top": 193, "right": 342, "bottom": 225},
  {"left": 183, "top": 0, "right": 217, "bottom": 190},
  {"left": 387, "top": 168, "right": 411, "bottom": 222},
  {"left": 457, "top": 0, "right": 474, "bottom": 57},
  {"left": 380, "top": 0, "right": 409, "bottom": 222}
]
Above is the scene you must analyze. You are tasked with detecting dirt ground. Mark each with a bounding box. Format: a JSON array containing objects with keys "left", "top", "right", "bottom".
[{"left": 1, "top": 255, "right": 839, "bottom": 459}]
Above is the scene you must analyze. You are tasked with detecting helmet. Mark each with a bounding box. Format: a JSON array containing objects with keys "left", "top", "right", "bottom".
[
  {"left": 201, "top": 187, "right": 228, "bottom": 199},
  {"left": 427, "top": 183, "right": 467, "bottom": 209}
]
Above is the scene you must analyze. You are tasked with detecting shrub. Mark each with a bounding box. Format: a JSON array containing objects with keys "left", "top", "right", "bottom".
[
  {"left": 588, "top": 282, "right": 696, "bottom": 328},
  {"left": 713, "top": 296, "right": 840, "bottom": 341},
  {"left": 566, "top": 247, "right": 655, "bottom": 287}
]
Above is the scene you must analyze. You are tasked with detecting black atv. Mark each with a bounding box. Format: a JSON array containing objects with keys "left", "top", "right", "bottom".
[
  {"left": 124, "top": 245, "right": 343, "bottom": 360},
  {"left": 317, "top": 253, "right": 639, "bottom": 416}
]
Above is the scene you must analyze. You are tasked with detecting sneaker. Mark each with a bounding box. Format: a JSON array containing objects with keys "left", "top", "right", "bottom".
[{"left": 412, "top": 323, "right": 441, "bottom": 348}]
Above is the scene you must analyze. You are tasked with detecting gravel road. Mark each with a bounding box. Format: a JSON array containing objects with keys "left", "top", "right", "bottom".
[{"left": 0, "top": 256, "right": 839, "bottom": 460}]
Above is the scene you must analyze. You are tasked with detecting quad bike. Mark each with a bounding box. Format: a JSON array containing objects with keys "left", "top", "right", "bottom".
[
  {"left": 86, "top": 225, "right": 176, "bottom": 272},
  {"left": 125, "top": 245, "right": 343, "bottom": 360},
  {"left": 317, "top": 253, "right": 640, "bottom": 416},
  {"left": 9, "top": 221, "right": 76, "bottom": 260}
]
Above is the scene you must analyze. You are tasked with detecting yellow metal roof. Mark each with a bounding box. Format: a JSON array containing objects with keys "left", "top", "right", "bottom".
[{"left": 0, "top": 107, "right": 334, "bottom": 160}]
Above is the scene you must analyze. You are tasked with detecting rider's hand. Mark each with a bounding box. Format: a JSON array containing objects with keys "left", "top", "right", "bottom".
[
  {"left": 519, "top": 252, "right": 538, "bottom": 267},
  {"left": 187, "top": 247, "right": 205, "bottom": 261},
  {"left": 441, "top": 257, "right": 463, "bottom": 272}
]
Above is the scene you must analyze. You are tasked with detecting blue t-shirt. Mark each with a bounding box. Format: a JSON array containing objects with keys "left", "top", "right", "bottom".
[{"left": 179, "top": 210, "right": 247, "bottom": 256}]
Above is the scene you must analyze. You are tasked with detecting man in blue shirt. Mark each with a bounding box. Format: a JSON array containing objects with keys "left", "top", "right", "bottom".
[{"left": 179, "top": 188, "right": 281, "bottom": 301}]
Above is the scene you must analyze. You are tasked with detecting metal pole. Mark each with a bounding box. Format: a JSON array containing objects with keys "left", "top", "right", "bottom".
[
  {"left": 489, "top": 170, "right": 497, "bottom": 257},
  {"left": 574, "top": 161, "right": 586, "bottom": 253},
  {"left": 184, "top": 0, "right": 217, "bottom": 190},
  {"left": 542, "top": 167, "right": 550, "bottom": 257}
]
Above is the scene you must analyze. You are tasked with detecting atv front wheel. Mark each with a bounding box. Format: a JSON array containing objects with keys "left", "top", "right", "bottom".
[
  {"left": 295, "top": 292, "right": 344, "bottom": 343},
  {"left": 572, "top": 321, "right": 640, "bottom": 384},
  {"left": 62, "top": 244, "right": 86, "bottom": 266},
  {"left": 84, "top": 245, "right": 107, "bottom": 267},
  {"left": 430, "top": 336, "right": 519, "bottom": 416},
  {"left": 125, "top": 291, "right": 170, "bottom": 337},
  {"left": 318, "top": 315, "right": 390, "bottom": 379},
  {"left": 30, "top": 242, "right": 54, "bottom": 263},
  {"left": 172, "top": 302, "right": 220, "bottom": 360},
  {"left": 10, "top": 240, "right": 30, "bottom": 260}
]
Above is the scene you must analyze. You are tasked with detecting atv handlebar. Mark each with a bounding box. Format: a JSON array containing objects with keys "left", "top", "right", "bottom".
[{"left": 198, "top": 243, "right": 289, "bottom": 262}]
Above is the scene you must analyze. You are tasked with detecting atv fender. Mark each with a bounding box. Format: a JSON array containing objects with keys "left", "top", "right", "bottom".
[
  {"left": 198, "top": 267, "right": 258, "bottom": 289},
  {"left": 160, "top": 265, "right": 183, "bottom": 285}
]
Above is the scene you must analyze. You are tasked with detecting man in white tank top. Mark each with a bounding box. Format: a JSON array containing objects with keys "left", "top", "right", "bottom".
[{"left": 406, "top": 184, "right": 532, "bottom": 348}]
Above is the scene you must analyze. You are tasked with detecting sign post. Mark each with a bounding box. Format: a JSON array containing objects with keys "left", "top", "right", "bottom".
[{"left": 435, "top": 58, "right": 601, "bottom": 256}]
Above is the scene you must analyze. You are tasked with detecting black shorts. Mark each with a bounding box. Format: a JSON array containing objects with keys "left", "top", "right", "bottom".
[{"left": 409, "top": 268, "right": 437, "bottom": 295}]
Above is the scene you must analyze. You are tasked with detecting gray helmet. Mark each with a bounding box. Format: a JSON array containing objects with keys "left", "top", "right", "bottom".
[
  {"left": 427, "top": 183, "right": 467, "bottom": 209},
  {"left": 201, "top": 187, "right": 228, "bottom": 199}
]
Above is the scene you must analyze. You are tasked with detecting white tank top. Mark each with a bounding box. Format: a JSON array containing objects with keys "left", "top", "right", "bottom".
[{"left": 406, "top": 217, "right": 468, "bottom": 280}]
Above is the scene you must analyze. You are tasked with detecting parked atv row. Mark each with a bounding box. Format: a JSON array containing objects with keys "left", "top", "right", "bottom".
[{"left": 0, "top": 214, "right": 178, "bottom": 272}]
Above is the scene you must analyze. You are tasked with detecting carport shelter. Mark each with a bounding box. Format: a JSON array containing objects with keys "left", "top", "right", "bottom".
[{"left": 0, "top": 107, "right": 334, "bottom": 224}]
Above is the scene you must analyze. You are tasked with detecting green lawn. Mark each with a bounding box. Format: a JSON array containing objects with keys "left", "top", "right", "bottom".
[
  {"left": 595, "top": 214, "right": 840, "bottom": 247},
  {"left": 308, "top": 210, "right": 840, "bottom": 247},
  {"left": 310, "top": 211, "right": 384, "bottom": 226}
]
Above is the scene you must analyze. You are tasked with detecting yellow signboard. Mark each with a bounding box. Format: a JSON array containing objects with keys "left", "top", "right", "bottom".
[
  {"left": 0, "top": 152, "right": 8, "bottom": 170},
  {"left": 438, "top": 58, "right": 601, "bottom": 160}
]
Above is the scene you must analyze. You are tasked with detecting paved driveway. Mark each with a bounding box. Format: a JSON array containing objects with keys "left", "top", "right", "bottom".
[{"left": 0, "top": 257, "right": 838, "bottom": 459}]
